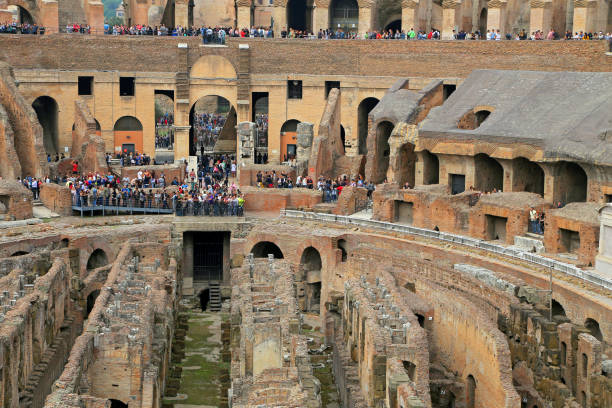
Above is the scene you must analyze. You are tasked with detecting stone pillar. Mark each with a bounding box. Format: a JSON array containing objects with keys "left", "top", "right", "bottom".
[
  {"left": 487, "top": 0, "right": 507, "bottom": 33},
  {"left": 529, "top": 0, "right": 553, "bottom": 34},
  {"left": 357, "top": 1, "right": 372, "bottom": 35},
  {"left": 401, "top": 0, "right": 419, "bottom": 33},
  {"left": 237, "top": 122, "right": 256, "bottom": 180},
  {"left": 441, "top": 0, "right": 460, "bottom": 40},
  {"left": 296, "top": 122, "right": 314, "bottom": 176},
  {"left": 85, "top": 0, "right": 105, "bottom": 35},
  {"left": 313, "top": 5, "right": 329, "bottom": 32},
  {"left": 40, "top": 0, "right": 59, "bottom": 34},
  {"left": 174, "top": 126, "right": 191, "bottom": 162},
  {"left": 175, "top": 0, "right": 189, "bottom": 29},
  {"left": 236, "top": 0, "right": 252, "bottom": 28},
  {"left": 572, "top": 0, "right": 597, "bottom": 33},
  {"left": 273, "top": 1, "right": 287, "bottom": 34}
]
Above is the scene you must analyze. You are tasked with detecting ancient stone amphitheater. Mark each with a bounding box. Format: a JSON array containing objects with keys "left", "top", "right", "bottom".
[{"left": 0, "top": 33, "right": 610, "bottom": 408}]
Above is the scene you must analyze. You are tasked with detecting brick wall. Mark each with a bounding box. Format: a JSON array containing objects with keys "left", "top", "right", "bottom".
[
  {"left": 242, "top": 187, "right": 322, "bottom": 213},
  {"left": 0, "top": 103, "right": 21, "bottom": 178},
  {"left": 239, "top": 164, "right": 296, "bottom": 187},
  {"left": 0, "top": 180, "right": 33, "bottom": 220},
  {"left": 0, "top": 37, "right": 609, "bottom": 78},
  {"left": 120, "top": 163, "right": 186, "bottom": 184},
  {"left": 40, "top": 183, "right": 73, "bottom": 216}
]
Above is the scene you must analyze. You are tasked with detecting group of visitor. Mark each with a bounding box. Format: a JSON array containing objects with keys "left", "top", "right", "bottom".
[
  {"left": 197, "top": 154, "right": 237, "bottom": 181},
  {"left": 193, "top": 113, "right": 227, "bottom": 152},
  {"left": 528, "top": 202, "right": 565, "bottom": 235},
  {"left": 106, "top": 152, "right": 153, "bottom": 167},
  {"left": 0, "top": 21, "right": 44, "bottom": 34},
  {"left": 65, "top": 23, "right": 91, "bottom": 34},
  {"left": 155, "top": 114, "right": 175, "bottom": 150}
]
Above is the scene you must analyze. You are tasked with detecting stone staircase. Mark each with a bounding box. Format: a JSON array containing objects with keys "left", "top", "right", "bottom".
[
  {"left": 208, "top": 281, "right": 221, "bottom": 312},
  {"left": 58, "top": 0, "right": 87, "bottom": 31}
]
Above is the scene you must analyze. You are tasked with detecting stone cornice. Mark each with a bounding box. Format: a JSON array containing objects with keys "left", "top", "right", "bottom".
[
  {"left": 530, "top": 0, "right": 552, "bottom": 8},
  {"left": 401, "top": 0, "right": 420, "bottom": 8},
  {"left": 273, "top": 0, "right": 288, "bottom": 7},
  {"left": 573, "top": 0, "right": 597, "bottom": 7},
  {"left": 235, "top": 0, "right": 252, "bottom": 7},
  {"left": 441, "top": 0, "right": 461, "bottom": 9},
  {"left": 356, "top": 0, "right": 374, "bottom": 9},
  {"left": 487, "top": 0, "right": 507, "bottom": 8}
]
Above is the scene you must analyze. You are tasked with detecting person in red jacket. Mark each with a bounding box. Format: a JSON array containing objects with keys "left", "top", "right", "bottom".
[{"left": 72, "top": 161, "right": 79, "bottom": 175}]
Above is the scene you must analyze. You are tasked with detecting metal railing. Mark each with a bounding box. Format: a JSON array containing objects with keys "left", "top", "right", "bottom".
[
  {"left": 71, "top": 195, "right": 244, "bottom": 217},
  {"left": 280, "top": 210, "right": 611, "bottom": 291}
]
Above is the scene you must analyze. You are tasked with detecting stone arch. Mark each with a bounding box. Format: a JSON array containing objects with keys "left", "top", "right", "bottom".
[
  {"left": 32, "top": 96, "right": 59, "bottom": 156},
  {"left": 512, "top": 157, "right": 544, "bottom": 196},
  {"left": 466, "top": 374, "right": 476, "bottom": 408},
  {"left": 300, "top": 246, "right": 322, "bottom": 313},
  {"left": 250, "top": 241, "right": 284, "bottom": 258},
  {"left": 384, "top": 18, "right": 401, "bottom": 31},
  {"left": 87, "top": 248, "right": 109, "bottom": 271},
  {"left": 190, "top": 55, "right": 237, "bottom": 79},
  {"left": 474, "top": 153, "right": 503, "bottom": 192},
  {"left": 10, "top": 251, "right": 29, "bottom": 257},
  {"left": 114, "top": 116, "right": 143, "bottom": 154},
  {"left": 281, "top": 119, "right": 300, "bottom": 161},
  {"left": 551, "top": 299, "right": 566, "bottom": 318},
  {"left": 458, "top": 107, "right": 494, "bottom": 130},
  {"left": 287, "top": 0, "right": 313, "bottom": 31},
  {"left": 371, "top": 120, "right": 394, "bottom": 184},
  {"left": 329, "top": 0, "right": 359, "bottom": 32},
  {"left": 357, "top": 97, "right": 379, "bottom": 155},
  {"left": 337, "top": 238, "right": 348, "bottom": 262},
  {"left": 553, "top": 161, "right": 587, "bottom": 204},
  {"left": 189, "top": 95, "right": 235, "bottom": 156},
  {"left": 7, "top": 2, "right": 36, "bottom": 24},
  {"left": 584, "top": 318, "right": 603, "bottom": 342},
  {"left": 109, "top": 400, "right": 128, "bottom": 408}
]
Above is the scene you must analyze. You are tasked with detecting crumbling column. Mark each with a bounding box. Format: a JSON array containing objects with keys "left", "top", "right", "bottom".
[
  {"left": 487, "top": 0, "right": 507, "bottom": 33},
  {"left": 441, "top": 0, "right": 460, "bottom": 40},
  {"left": 273, "top": 1, "right": 288, "bottom": 34},
  {"left": 401, "top": 0, "right": 420, "bottom": 33},
  {"left": 296, "top": 122, "right": 314, "bottom": 176},
  {"left": 572, "top": 0, "right": 598, "bottom": 33},
  {"left": 358, "top": 1, "right": 372, "bottom": 35},
  {"left": 529, "top": 0, "right": 553, "bottom": 34}
]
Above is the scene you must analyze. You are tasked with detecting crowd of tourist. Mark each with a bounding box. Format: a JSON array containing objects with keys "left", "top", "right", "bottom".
[
  {"left": 193, "top": 113, "right": 227, "bottom": 152},
  {"left": 155, "top": 114, "right": 175, "bottom": 150},
  {"left": 254, "top": 171, "right": 375, "bottom": 202},
  {"left": 0, "top": 21, "right": 44, "bottom": 34}
]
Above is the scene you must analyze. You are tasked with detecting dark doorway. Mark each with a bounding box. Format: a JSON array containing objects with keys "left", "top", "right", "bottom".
[
  {"left": 415, "top": 313, "right": 425, "bottom": 327},
  {"left": 466, "top": 375, "right": 476, "bottom": 408},
  {"left": 252, "top": 92, "right": 269, "bottom": 163},
  {"left": 486, "top": 215, "right": 507, "bottom": 241},
  {"left": 86, "top": 290, "right": 100, "bottom": 318},
  {"left": 357, "top": 97, "right": 379, "bottom": 155},
  {"left": 555, "top": 161, "right": 587, "bottom": 204},
  {"left": 110, "top": 400, "right": 128, "bottom": 408},
  {"left": 193, "top": 232, "right": 227, "bottom": 281},
  {"left": 559, "top": 228, "right": 580, "bottom": 253},
  {"left": 474, "top": 154, "right": 503, "bottom": 192},
  {"left": 374, "top": 121, "right": 394, "bottom": 183},
  {"left": 287, "top": 0, "right": 308, "bottom": 30},
  {"left": 87, "top": 249, "right": 108, "bottom": 271},
  {"left": 384, "top": 19, "right": 401, "bottom": 32},
  {"left": 450, "top": 174, "right": 465, "bottom": 195},
  {"left": 199, "top": 289, "right": 210, "bottom": 311},
  {"left": 32, "top": 96, "right": 59, "bottom": 156},
  {"left": 421, "top": 150, "right": 439, "bottom": 184},
  {"left": 122, "top": 144, "right": 135, "bottom": 154},
  {"left": 551, "top": 299, "right": 566, "bottom": 317},
  {"left": 251, "top": 241, "right": 284, "bottom": 258},
  {"left": 585, "top": 318, "right": 603, "bottom": 342},
  {"left": 340, "top": 125, "right": 346, "bottom": 154},
  {"left": 443, "top": 84, "right": 456, "bottom": 100},
  {"left": 479, "top": 8, "right": 487, "bottom": 35}
]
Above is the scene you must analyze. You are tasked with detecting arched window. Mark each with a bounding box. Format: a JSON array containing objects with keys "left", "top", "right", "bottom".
[
  {"left": 357, "top": 98, "right": 379, "bottom": 155},
  {"left": 250, "top": 241, "right": 284, "bottom": 258},
  {"left": 584, "top": 318, "right": 603, "bottom": 342},
  {"left": 466, "top": 375, "right": 476, "bottom": 408},
  {"left": 87, "top": 249, "right": 109, "bottom": 270},
  {"left": 32, "top": 96, "right": 59, "bottom": 155},
  {"left": 189, "top": 95, "right": 234, "bottom": 156},
  {"left": 474, "top": 153, "right": 503, "bottom": 192}
]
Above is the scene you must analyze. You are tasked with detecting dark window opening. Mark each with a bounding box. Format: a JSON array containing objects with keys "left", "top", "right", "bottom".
[
  {"left": 199, "top": 289, "right": 210, "bottom": 311},
  {"left": 559, "top": 228, "right": 580, "bottom": 253},
  {"left": 416, "top": 314, "right": 425, "bottom": 327},
  {"left": 86, "top": 290, "right": 100, "bottom": 318},
  {"left": 325, "top": 81, "right": 340, "bottom": 98},
  {"left": 119, "top": 77, "right": 135, "bottom": 96},
  {"left": 191, "top": 231, "right": 228, "bottom": 281},
  {"left": 486, "top": 215, "right": 507, "bottom": 241},
  {"left": 78, "top": 76, "right": 93, "bottom": 96},
  {"left": 450, "top": 174, "right": 465, "bottom": 195},
  {"left": 87, "top": 249, "right": 108, "bottom": 271},
  {"left": 605, "top": 194, "right": 612, "bottom": 203},
  {"left": 110, "top": 400, "right": 128, "bottom": 408},
  {"left": 443, "top": 84, "right": 456, "bottom": 100},
  {"left": 561, "top": 341, "right": 567, "bottom": 365},
  {"left": 585, "top": 318, "right": 603, "bottom": 342},
  {"left": 251, "top": 241, "right": 284, "bottom": 259},
  {"left": 10, "top": 251, "right": 29, "bottom": 257},
  {"left": 552, "top": 299, "right": 566, "bottom": 318},
  {"left": 154, "top": 89, "right": 174, "bottom": 100},
  {"left": 582, "top": 353, "right": 588, "bottom": 377},
  {"left": 288, "top": 80, "right": 302, "bottom": 99},
  {"left": 402, "top": 360, "right": 416, "bottom": 381},
  {"left": 338, "top": 239, "right": 348, "bottom": 262}
]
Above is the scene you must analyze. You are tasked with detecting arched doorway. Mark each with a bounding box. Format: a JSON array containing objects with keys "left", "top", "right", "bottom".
[
  {"left": 155, "top": 92, "right": 174, "bottom": 151},
  {"left": 384, "top": 19, "right": 401, "bottom": 32},
  {"left": 281, "top": 119, "right": 300, "bottom": 162},
  {"left": 253, "top": 93, "right": 269, "bottom": 164},
  {"left": 113, "top": 116, "right": 143, "bottom": 155},
  {"left": 421, "top": 150, "right": 439, "bottom": 185},
  {"left": 474, "top": 153, "right": 503, "bottom": 192},
  {"left": 87, "top": 249, "right": 108, "bottom": 270},
  {"left": 330, "top": 0, "right": 359, "bottom": 33},
  {"left": 109, "top": 400, "right": 128, "bottom": 408},
  {"left": 373, "top": 121, "right": 394, "bottom": 183},
  {"left": 466, "top": 374, "right": 476, "bottom": 408},
  {"left": 189, "top": 95, "right": 234, "bottom": 156},
  {"left": 551, "top": 299, "right": 566, "bottom": 318},
  {"left": 337, "top": 239, "right": 347, "bottom": 262},
  {"left": 584, "top": 318, "right": 603, "bottom": 342},
  {"left": 555, "top": 161, "right": 587, "bottom": 204},
  {"left": 287, "top": 0, "right": 310, "bottom": 31},
  {"left": 32, "top": 96, "right": 59, "bottom": 156},
  {"left": 512, "top": 158, "right": 544, "bottom": 196},
  {"left": 479, "top": 8, "right": 487, "bottom": 35},
  {"left": 396, "top": 142, "right": 416, "bottom": 187},
  {"left": 86, "top": 289, "right": 100, "bottom": 318},
  {"left": 340, "top": 125, "right": 346, "bottom": 154},
  {"left": 300, "top": 247, "right": 322, "bottom": 313},
  {"left": 357, "top": 98, "right": 379, "bottom": 155},
  {"left": 250, "top": 241, "right": 284, "bottom": 258},
  {"left": 8, "top": 5, "right": 34, "bottom": 25}
]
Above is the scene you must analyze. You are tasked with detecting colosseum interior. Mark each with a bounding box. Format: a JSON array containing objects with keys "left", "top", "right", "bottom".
[{"left": 0, "top": 3, "right": 611, "bottom": 407}]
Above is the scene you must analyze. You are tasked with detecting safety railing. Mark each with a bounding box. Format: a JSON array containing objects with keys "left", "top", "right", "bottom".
[{"left": 280, "top": 209, "right": 611, "bottom": 291}]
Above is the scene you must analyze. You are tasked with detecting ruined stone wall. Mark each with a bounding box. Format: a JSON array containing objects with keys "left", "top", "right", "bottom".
[
  {"left": 120, "top": 163, "right": 186, "bottom": 184},
  {"left": 0, "top": 180, "right": 33, "bottom": 221},
  {"left": 238, "top": 164, "right": 296, "bottom": 187},
  {"left": 39, "top": 183, "right": 73, "bottom": 216},
  {"left": 0, "top": 62, "right": 46, "bottom": 178},
  {"left": 0, "top": 103, "right": 20, "bottom": 179},
  {"left": 72, "top": 100, "right": 107, "bottom": 175},
  {"left": 242, "top": 186, "right": 323, "bottom": 213}
]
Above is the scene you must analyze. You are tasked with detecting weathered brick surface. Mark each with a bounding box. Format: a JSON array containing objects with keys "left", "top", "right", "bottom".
[
  {"left": 0, "top": 180, "right": 33, "bottom": 220},
  {"left": 39, "top": 183, "right": 73, "bottom": 216}
]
